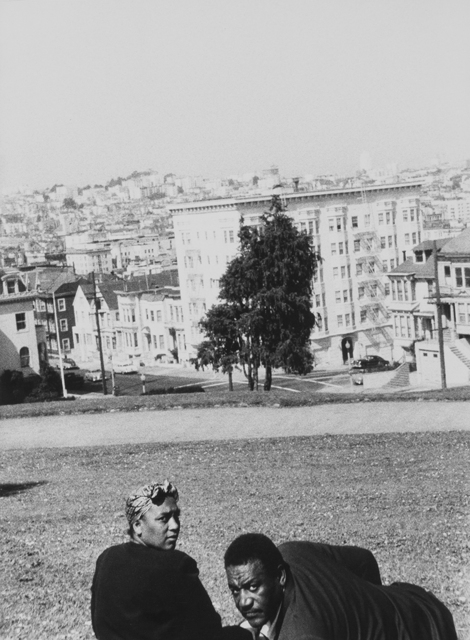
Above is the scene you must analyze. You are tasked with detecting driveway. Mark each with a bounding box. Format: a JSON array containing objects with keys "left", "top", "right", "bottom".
[{"left": 1, "top": 402, "right": 470, "bottom": 450}]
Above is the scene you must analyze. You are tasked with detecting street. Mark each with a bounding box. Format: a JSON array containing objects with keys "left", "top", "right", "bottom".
[{"left": 1, "top": 401, "right": 470, "bottom": 450}]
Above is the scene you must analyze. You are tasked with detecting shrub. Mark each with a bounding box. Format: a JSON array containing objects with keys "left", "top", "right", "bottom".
[
  {"left": 24, "top": 365, "right": 63, "bottom": 403},
  {"left": 0, "top": 370, "right": 26, "bottom": 405},
  {"left": 143, "top": 385, "right": 205, "bottom": 396}
]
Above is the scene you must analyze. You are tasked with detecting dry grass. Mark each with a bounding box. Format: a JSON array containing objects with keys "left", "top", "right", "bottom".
[{"left": 1, "top": 430, "right": 469, "bottom": 639}]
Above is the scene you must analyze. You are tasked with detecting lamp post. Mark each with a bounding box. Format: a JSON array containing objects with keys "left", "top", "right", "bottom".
[{"left": 140, "top": 373, "right": 146, "bottom": 395}]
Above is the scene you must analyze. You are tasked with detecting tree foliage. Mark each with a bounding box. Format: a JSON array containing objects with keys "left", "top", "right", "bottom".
[{"left": 199, "top": 196, "right": 319, "bottom": 390}]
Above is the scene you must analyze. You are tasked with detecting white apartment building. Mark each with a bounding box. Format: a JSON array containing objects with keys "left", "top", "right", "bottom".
[
  {"left": 170, "top": 181, "right": 424, "bottom": 367},
  {"left": 115, "top": 287, "right": 184, "bottom": 365},
  {"left": 66, "top": 247, "right": 113, "bottom": 275}
]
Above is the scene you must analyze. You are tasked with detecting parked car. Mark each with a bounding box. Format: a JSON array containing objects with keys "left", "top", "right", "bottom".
[
  {"left": 64, "top": 371, "right": 85, "bottom": 390},
  {"left": 84, "top": 368, "right": 109, "bottom": 382},
  {"left": 49, "top": 357, "right": 79, "bottom": 370},
  {"left": 350, "top": 355, "right": 390, "bottom": 373},
  {"left": 113, "top": 362, "right": 138, "bottom": 374}
]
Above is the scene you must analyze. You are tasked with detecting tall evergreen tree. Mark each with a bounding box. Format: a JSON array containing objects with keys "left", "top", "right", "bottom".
[{"left": 199, "top": 195, "right": 319, "bottom": 390}]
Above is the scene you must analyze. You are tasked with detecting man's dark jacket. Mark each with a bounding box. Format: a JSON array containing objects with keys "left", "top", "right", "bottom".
[
  {"left": 91, "top": 542, "right": 222, "bottom": 640},
  {"left": 275, "top": 541, "right": 457, "bottom": 640}
]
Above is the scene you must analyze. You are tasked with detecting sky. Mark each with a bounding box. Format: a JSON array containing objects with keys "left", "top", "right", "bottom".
[{"left": 1, "top": 0, "right": 470, "bottom": 191}]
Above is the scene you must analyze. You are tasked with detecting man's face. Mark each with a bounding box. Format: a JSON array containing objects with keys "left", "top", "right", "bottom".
[
  {"left": 133, "top": 496, "right": 180, "bottom": 550},
  {"left": 226, "top": 560, "right": 285, "bottom": 629}
]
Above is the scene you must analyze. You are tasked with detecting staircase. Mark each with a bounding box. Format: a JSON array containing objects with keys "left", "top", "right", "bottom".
[
  {"left": 383, "top": 363, "right": 410, "bottom": 388},
  {"left": 448, "top": 342, "right": 470, "bottom": 370}
]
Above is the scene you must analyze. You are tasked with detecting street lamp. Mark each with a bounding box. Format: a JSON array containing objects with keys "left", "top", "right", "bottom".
[{"left": 140, "top": 373, "right": 146, "bottom": 395}]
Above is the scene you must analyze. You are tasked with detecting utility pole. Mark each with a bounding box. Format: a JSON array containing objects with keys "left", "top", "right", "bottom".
[
  {"left": 92, "top": 271, "right": 108, "bottom": 395},
  {"left": 52, "top": 291, "right": 67, "bottom": 398},
  {"left": 433, "top": 240, "right": 447, "bottom": 389}
]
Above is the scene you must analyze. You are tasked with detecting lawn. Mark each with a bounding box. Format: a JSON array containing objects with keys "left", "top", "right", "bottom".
[{"left": 1, "top": 430, "right": 469, "bottom": 639}]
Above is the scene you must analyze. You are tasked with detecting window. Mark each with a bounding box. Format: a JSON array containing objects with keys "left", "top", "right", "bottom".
[
  {"left": 405, "top": 234, "right": 410, "bottom": 245},
  {"left": 151, "top": 310, "right": 155, "bottom": 322},
  {"left": 229, "top": 230, "right": 234, "bottom": 243},
  {"left": 466, "top": 268, "right": 470, "bottom": 288},
  {"left": 20, "top": 347, "right": 30, "bottom": 367},
  {"left": 367, "top": 262, "right": 375, "bottom": 274},
  {"left": 360, "top": 310, "right": 367, "bottom": 323},
  {"left": 339, "top": 242, "right": 344, "bottom": 255},
  {"left": 134, "top": 333, "right": 138, "bottom": 347},
  {"left": 7, "top": 280, "right": 15, "bottom": 294},
  {"left": 62, "top": 338, "right": 70, "bottom": 352},
  {"left": 331, "top": 243, "right": 337, "bottom": 255},
  {"left": 16, "top": 313, "right": 26, "bottom": 331},
  {"left": 403, "top": 211, "right": 408, "bottom": 222},
  {"left": 315, "top": 294, "right": 321, "bottom": 307},
  {"left": 378, "top": 213, "right": 384, "bottom": 225},
  {"left": 146, "top": 309, "right": 149, "bottom": 320},
  {"left": 337, "top": 315, "right": 343, "bottom": 327},
  {"left": 345, "top": 314, "right": 350, "bottom": 326},
  {"left": 444, "top": 266, "right": 451, "bottom": 278},
  {"left": 397, "top": 281, "right": 403, "bottom": 301},
  {"left": 336, "top": 218, "right": 342, "bottom": 231},
  {"left": 380, "top": 237, "right": 386, "bottom": 249},
  {"left": 356, "top": 263, "right": 363, "bottom": 276},
  {"left": 416, "top": 251, "right": 424, "bottom": 263},
  {"left": 386, "top": 212, "right": 391, "bottom": 224},
  {"left": 352, "top": 216, "right": 358, "bottom": 228},
  {"left": 412, "top": 232, "right": 417, "bottom": 244},
  {"left": 153, "top": 335, "right": 157, "bottom": 348},
  {"left": 385, "top": 283, "right": 390, "bottom": 296},
  {"left": 365, "top": 214, "right": 370, "bottom": 227},
  {"left": 159, "top": 335, "right": 165, "bottom": 349},
  {"left": 335, "top": 291, "right": 341, "bottom": 303},
  {"left": 382, "top": 261, "right": 388, "bottom": 273},
  {"left": 456, "top": 268, "right": 463, "bottom": 287},
  {"left": 390, "top": 259, "right": 395, "bottom": 269},
  {"left": 329, "top": 219, "right": 335, "bottom": 232},
  {"left": 410, "top": 209, "right": 415, "bottom": 221},
  {"left": 358, "top": 287, "right": 364, "bottom": 299},
  {"left": 57, "top": 298, "right": 66, "bottom": 311},
  {"left": 388, "top": 236, "right": 393, "bottom": 248},
  {"left": 341, "top": 266, "right": 346, "bottom": 279},
  {"left": 333, "top": 267, "right": 339, "bottom": 279},
  {"left": 59, "top": 318, "right": 68, "bottom": 332},
  {"left": 354, "top": 240, "right": 360, "bottom": 252}
]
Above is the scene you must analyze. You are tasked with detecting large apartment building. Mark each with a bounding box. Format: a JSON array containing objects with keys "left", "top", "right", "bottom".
[{"left": 170, "top": 181, "right": 424, "bottom": 367}]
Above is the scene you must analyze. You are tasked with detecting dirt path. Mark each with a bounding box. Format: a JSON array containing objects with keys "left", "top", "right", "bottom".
[{"left": 1, "top": 402, "right": 470, "bottom": 449}]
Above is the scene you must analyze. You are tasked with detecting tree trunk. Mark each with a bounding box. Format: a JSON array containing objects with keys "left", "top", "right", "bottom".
[
  {"left": 228, "top": 366, "right": 234, "bottom": 392},
  {"left": 264, "top": 363, "right": 272, "bottom": 391}
]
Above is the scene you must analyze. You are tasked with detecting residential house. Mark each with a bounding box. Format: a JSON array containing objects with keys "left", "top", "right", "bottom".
[{"left": 0, "top": 270, "right": 45, "bottom": 374}]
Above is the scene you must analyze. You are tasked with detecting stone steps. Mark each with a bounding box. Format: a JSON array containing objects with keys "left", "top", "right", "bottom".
[{"left": 383, "top": 362, "right": 410, "bottom": 388}]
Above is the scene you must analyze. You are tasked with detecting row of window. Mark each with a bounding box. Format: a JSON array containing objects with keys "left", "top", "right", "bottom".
[
  {"left": 389, "top": 280, "right": 416, "bottom": 302},
  {"left": 393, "top": 314, "right": 414, "bottom": 339},
  {"left": 145, "top": 309, "right": 163, "bottom": 323}
]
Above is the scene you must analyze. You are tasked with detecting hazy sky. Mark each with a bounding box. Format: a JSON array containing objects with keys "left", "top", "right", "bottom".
[{"left": 1, "top": 0, "right": 469, "bottom": 191}]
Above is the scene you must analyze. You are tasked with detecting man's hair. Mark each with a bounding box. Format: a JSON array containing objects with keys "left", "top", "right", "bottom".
[{"left": 224, "top": 533, "right": 284, "bottom": 577}]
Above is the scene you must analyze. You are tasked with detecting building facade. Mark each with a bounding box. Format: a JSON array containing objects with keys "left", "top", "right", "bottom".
[{"left": 170, "top": 182, "right": 424, "bottom": 367}]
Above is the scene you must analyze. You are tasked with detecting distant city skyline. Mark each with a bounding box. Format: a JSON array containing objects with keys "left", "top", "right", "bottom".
[{"left": 1, "top": 0, "right": 469, "bottom": 192}]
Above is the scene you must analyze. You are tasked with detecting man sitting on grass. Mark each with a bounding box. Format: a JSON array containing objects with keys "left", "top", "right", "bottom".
[
  {"left": 224, "top": 533, "right": 457, "bottom": 640},
  {"left": 91, "top": 480, "right": 248, "bottom": 640}
]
